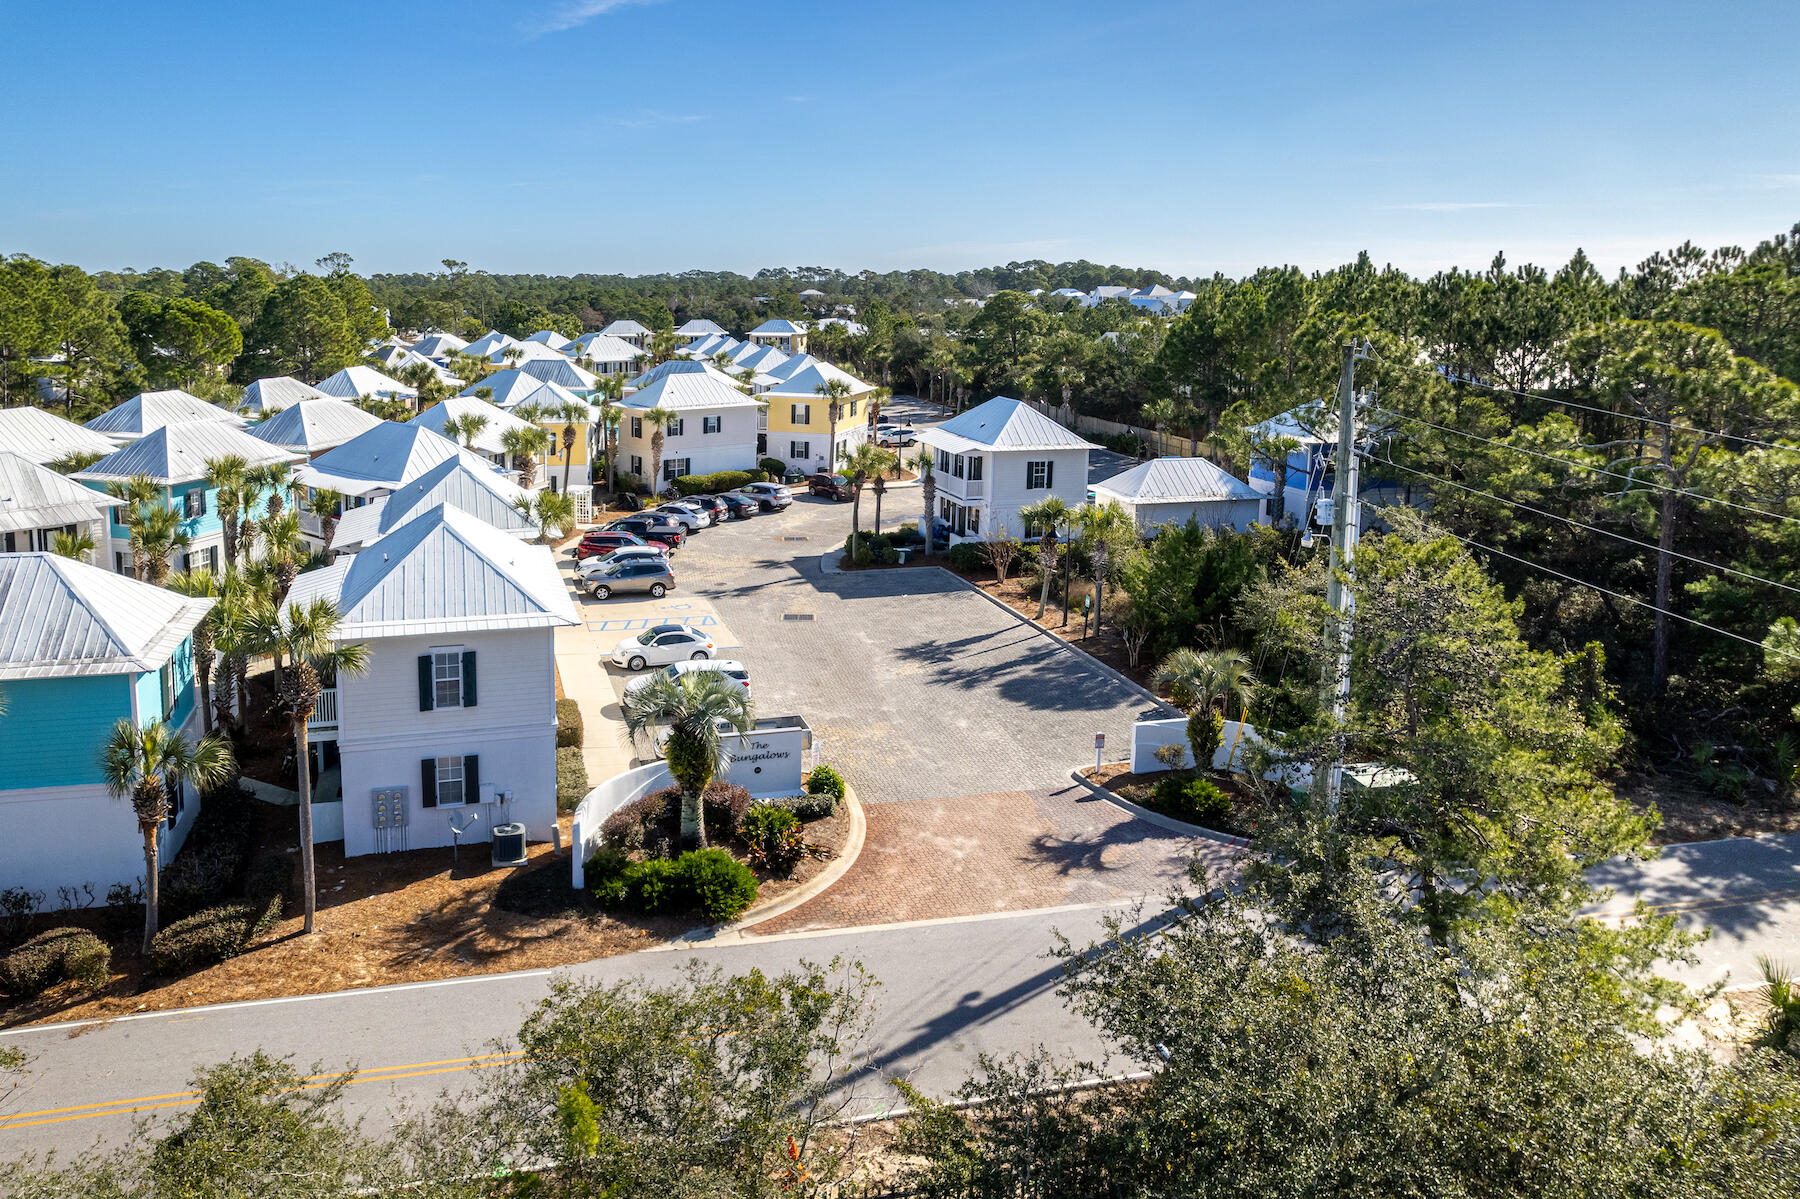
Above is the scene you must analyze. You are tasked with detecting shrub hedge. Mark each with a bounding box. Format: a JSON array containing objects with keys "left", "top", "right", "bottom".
[
  {"left": 591, "top": 849, "right": 759, "bottom": 922},
  {"left": 147, "top": 850, "right": 288, "bottom": 977},
  {"left": 758, "top": 457, "right": 788, "bottom": 478},
  {"left": 781, "top": 791, "right": 837, "bottom": 822},
  {"left": 947, "top": 543, "right": 985, "bottom": 573},
  {"left": 1150, "top": 775, "right": 1231, "bottom": 826},
  {"left": 0, "top": 927, "right": 111, "bottom": 998},
  {"left": 556, "top": 746, "right": 589, "bottom": 813},
  {"left": 671, "top": 469, "right": 767, "bottom": 497},
  {"left": 681, "top": 849, "right": 759, "bottom": 920},
  {"left": 889, "top": 523, "right": 926, "bottom": 547},
  {"left": 555, "top": 698, "right": 584, "bottom": 749}
]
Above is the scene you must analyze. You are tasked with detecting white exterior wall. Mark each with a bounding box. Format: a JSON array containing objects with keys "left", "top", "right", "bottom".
[
  {"left": 1126, "top": 497, "right": 1265, "bottom": 535},
  {"left": 335, "top": 628, "right": 559, "bottom": 857},
  {"left": 617, "top": 406, "right": 759, "bottom": 484},
  {"left": 935, "top": 446, "right": 1089, "bottom": 542},
  {"left": 0, "top": 707, "right": 204, "bottom": 905}
]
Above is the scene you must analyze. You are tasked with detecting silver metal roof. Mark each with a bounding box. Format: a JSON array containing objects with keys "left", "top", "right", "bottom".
[
  {"left": 294, "top": 422, "right": 493, "bottom": 496},
  {"left": 0, "top": 407, "right": 118, "bottom": 465},
  {"left": 240, "top": 376, "right": 329, "bottom": 414},
  {"left": 919, "top": 397, "right": 1098, "bottom": 453},
  {"left": 407, "top": 396, "right": 540, "bottom": 457},
  {"left": 330, "top": 457, "right": 533, "bottom": 552},
  {"left": 83, "top": 390, "right": 241, "bottom": 439},
  {"left": 761, "top": 360, "right": 874, "bottom": 398},
  {"left": 0, "top": 552, "right": 213, "bottom": 680},
  {"left": 315, "top": 365, "right": 416, "bottom": 401},
  {"left": 0, "top": 451, "right": 123, "bottom": 534},
  {"left": 521, "top": 357, "right": 598, "bottom": 391},
  {"left": 1089, "top": 456, "right": 1261, "bottom": 504},
  {"left": 248, "top": 398, "right": 385, "bottom": 453},
  {"left": 620, "top": 372, "right": 761, "bottom": 413},
  {"left": 73, "top": 420, "right": 302, "bottom": 485}
]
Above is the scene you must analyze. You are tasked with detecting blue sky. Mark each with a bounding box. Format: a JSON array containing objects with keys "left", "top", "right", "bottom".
[{"left": 6, "top": 0, "right": 1796, "bottom": 280}]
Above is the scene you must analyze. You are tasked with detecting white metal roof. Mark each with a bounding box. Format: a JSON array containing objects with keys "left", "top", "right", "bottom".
[
  {"left": 749, "top": 319, "right": 806, "bottom": 335},
  {"left": 294, "top": 422, "right": 498, "bottom": 496},
  {"left": 521, "top": 357, "right": 598, "bottom": 390},
  {"left": 73, "top": 420, "right": 303, "bottom": 485},
  {"left": 570, "top": 333, "right": 643, "bottom": 363},
  {"left": 0, "top": 451, "right": 123, "bottom": 534},
  {"left": 763, "top": 353, "right": 822, "bottom": 382},
  {"left": 315, "top": 365, "right": 417, "bottom": 401},
  {"left": 463, "top": 331, "right": 518, "bottom": 357},
  {"left": 675, "top": 319, "right": 726, "bottom": 337},
  {"left": 1088, "top": 456, "right": 1262, "bottom": 505},
  {"left": 84, "top": 390, "right": 241, "bottom": 440},
  {"left": 411, "top": 331, "right": 469, "bottom": 359},
  {"left": 457, "top": 369, "right": 549, "bottom": 408},
  {"left": 408, "top": 395, "right": 539, "bottom": 457},
  {"left": 488, "top": 340, "right": 565, "bottom": 368},
  {"left": 677, "top": 335, "right": 741, "bottom": 361},
  {"left": 625, "top": 358, "right": 748, "bottom": 392},
  {"left": 240, "top": 376, "right": 330, "bottom": 414},
  {"left": 620, "top": 372, "right": 760, "bottom": 413},
  {"left": 0, "top": 552, "right": 213, "bottom": 680},
  {"left": 760, "top": 360, "right": 874, "bottom": 399},
  {"left": 727, "top": 343, "right": 789, "bottom": 374},
  {"left": 919, "top": 397, "right": 1098, "bottom": 454},
  {"left": 600, "top": 319, "right": 650, "bottom": 338},
  {"left": 287, "top": 503, "right": 578, "bottom": 640},
  {"left": 524, "top": 330, "right": 573, "bottom": 351},
  {"left": 0, "top": 407, "right": 118, "bottom": 465},
  {"left": 329, "top": 456, "right": 533, "bottom": 552},
  {"left": 247, "top": 398, "right": 385, "bottom": 454}
]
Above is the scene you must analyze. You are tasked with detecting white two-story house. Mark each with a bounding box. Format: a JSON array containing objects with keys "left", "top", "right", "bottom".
[
  {"left": 286, "top": 502, "right": 579, "bottom": 858},
  {"left": 615, "top": 370, "right": 761, "bottom": 488},
  {"left": 0, "top": 451, "right": 123, "bottom": 558},
  {"left": 916, "top": 397, "right": 1097, "bottom": 543}
]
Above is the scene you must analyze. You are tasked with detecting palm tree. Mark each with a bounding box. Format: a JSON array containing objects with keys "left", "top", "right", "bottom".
[
  {"left": 1073, "top": 501, "right": 1133, "bottom": 637},
  {"left": 258, "top": 462, "right": 292, "bottom": 520},
  {"left": 52, "top": 529, "right": 96, "bottom": 562},
  {"left": 1154, "top": 648, "right": 1255, "bottom": 716},
  {"left": 815, "top": 378, "right": 851, "bottom": 468},
  {"left": 47, "top": 449, "right": 103, "bottom": 474},
  {"left": 1756, "top": 955, "right": 1800, "bottom": 1054},
  {"left": 500, "top": 425, "right": 553, "bottom": 488},
  {"left": 101, "top": 718, "right": 235, "bottom": 951},
  {"left": 839, "top": 441, "right": 888, "bottom": 561},
  {"left": 1142, "top": 397, "right": 1177, "bottom": 458},
  {"left": 514, "top": 490, "right": 575, "bottom": 543},
  {"left": 917, "top": 448, "right": 937, "bottom": 556},
  {"left": 235, "top": 472, "right": 268, "bottom": 563},
  {"left": 643, "top": 407, "right": 676, "bottom": 492},
  {"left": 306, "top": 487, "right": 344, "bottom": 556},
  {"left": 167, "top": 571, "right": 224, "bottom": 734},
  {"left": 1251, "top": 433, "right": 1302, "bottom": 525},
  {"left": 447, "top": 412, "right": 489, "bottom": 450},
  {"left": 261, "top": 511, "right": 305, "bottom": 601},
  {"left": 866, "top": 445, "right": 899, "bottom": 535},
  {"left": 867, "top": 385, "right": 891, "bottom": 432},
  {"left": 270, "top": 599, "right": 370, "bottom": 934},
  {"left": 650, "top": 331, "right": 678, "bottom": 363},
  {"left": 555, "top": 400, "right": 588, "bottom": 492},
  {"left": 209, "top": 578, "right": 257, "bottom": 734},
  {"left": 620, "top": 673, "right": 754, "bottom": 848},
  {"left": 595, "top": 379, "right": 624, "bottom": 490},
  {"left": 203, "top": 457, "right": 248, "bottom": 570},
  {"left": 1020, "top": 495, "right": 1071, "bottom": 619},
  {"left": 105, "top": 473, "right": 161, "bottom": 578},
  {"left": 132, "top": 505, "right": 191, "bottom": 585}
]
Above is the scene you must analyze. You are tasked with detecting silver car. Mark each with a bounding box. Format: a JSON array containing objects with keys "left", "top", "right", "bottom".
[
  {"left": 574, "top": 545, "right": 666, "bottom": 582},
  {"left": 737, "top": 482, "right": 793, "bottom": 511},
  {"left": 653, "top": 501, "right": 711, "bottom": 532},
  {"left": 585, "top": 557, "right": 676, "bottom": 601}
]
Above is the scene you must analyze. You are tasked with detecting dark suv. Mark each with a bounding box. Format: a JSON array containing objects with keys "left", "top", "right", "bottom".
[
  {"left": 606, "top": 516, "right": 684, "bottom": 548},
  {"left": 575, "top": 529, "right": 667, "bottom": 560},
  {"left": 808, "top": 473, "right": 853, "bottom": 501},
  {"left": 711, "top": 492, "right": 758, "bottom": 520}
]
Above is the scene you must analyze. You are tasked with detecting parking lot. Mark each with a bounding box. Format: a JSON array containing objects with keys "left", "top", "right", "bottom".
[{"left": 555, "top": 443, "right": 1235, "bottom": 929}]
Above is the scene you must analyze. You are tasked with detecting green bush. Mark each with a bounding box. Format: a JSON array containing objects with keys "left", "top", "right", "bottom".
[
  {"left": 758, "top": 457, "right": 787, "bottom": 478},
  {"left": 1150, "top": 775, "right": 1231, "bottom": 826},
  {"left": 625, "top": 857, "right": 687, "bottom": 914},
  {"left": 586, "top": 846, "right": 632, "bottom": 906},
  {"left": 556, "top": 746, "right": 589, "bottom": 813},
  {"left": 806, "top": 764, "right": 846, "bottom": 802},
  {"left": 671, "top": 469, "right": 767, "bottom": 497},
  {"left": 1187, "top": 709, "right": 1224, "bottom": 770},
  {"left": 159, "top": 786, "right": 258, "bottom": 920},
  {"left": 781, "top": 791, "right": 838, "bottom": 821},
  {"left": 149, "top": 904, "right": 266, "bottom": 975},
  {"left": 889, "top": 522, "right": 926, "bottom": 547},
  {"left": 947, "top": 543, "right": 985, "bottom": 573},
  {"left": 738, "top": 803, "right": 804, "bottom": 874},
  {"left": 0, "top": 927, "right": 111, "bottom": 998},
  {"left": 555, "top": 698, "right": 584, "bottom": 749},
  {"left": 681, "top": 849, "right": 759, "bottom": 921}
]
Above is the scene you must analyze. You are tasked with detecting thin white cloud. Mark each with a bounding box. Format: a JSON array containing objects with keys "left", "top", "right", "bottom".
[
  {"left": 604, "top": 109, "right": 706, "bottom": 128},
  {"left": 1383, "top": 201, "right": 1539, "bottom": 213},
  {"left": 525, "top": 0, "right": 666, "bottom": 36}
]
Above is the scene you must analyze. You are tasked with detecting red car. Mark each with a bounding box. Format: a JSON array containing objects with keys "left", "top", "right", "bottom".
[
  {"left": 808, "top": 472, "right": 853, "bottom": 501},
  {"left": 574, "top": 530, "right": 669, "bottom": 560}
]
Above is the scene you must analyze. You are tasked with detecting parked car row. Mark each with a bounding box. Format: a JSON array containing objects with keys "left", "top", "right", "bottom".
[{"left": 571, "top": 482, "right": 798, "bottom": 600}]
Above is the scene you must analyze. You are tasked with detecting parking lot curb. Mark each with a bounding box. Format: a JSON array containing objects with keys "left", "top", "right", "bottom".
[
  {"left": 732, "top": 781, "right": 867, "bottom": 933},
  {"left": 1066, "top": 767, "right": 1251, "bottom": 849}
]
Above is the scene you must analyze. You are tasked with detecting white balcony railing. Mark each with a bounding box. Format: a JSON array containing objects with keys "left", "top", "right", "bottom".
[{"left": 307, "top": 687, "right": 339, "bottom": 729}]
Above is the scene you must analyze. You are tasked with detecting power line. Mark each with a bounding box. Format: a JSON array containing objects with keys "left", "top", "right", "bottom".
[
  {"left": 1367, "top": 450, "right": 1800, "bottom": 597},
  {"left": 1355, "top": 499, "right": 1800, "bottom": 665},
  {"left": 1368, "top": 347, "right": 1800, "bottom": 455},
  {"left": 1374, "top": 407, "right": 1800, "bottom": 528}
]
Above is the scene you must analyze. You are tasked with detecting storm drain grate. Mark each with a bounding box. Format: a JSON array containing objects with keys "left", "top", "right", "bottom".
[
  {"left": 782, "top": 535, "right": 809, "bottom": 542},
  {"left": 783, "top": 613, "right": 816, "bottom": 622}
]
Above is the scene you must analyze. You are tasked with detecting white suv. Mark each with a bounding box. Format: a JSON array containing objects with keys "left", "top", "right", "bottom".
[{"left": 738, "top": 482, "right": 792, "bottom": 511}]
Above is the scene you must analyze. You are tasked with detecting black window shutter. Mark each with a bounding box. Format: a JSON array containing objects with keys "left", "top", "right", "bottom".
[
  {"left": 1045, "top": 459, "right": 1054, "bottom": 488},
  {"left": 420, "top": 758, "right": 438, "bottom": 807},
  {"left": 461, "top": 650, "right": 478, "bottom": 708},
  {"left": 465, "top": 755, "right": 480, "bottom": 804},
  {"left": 417, "top": 655, "right": 434, "bottom": 711}
]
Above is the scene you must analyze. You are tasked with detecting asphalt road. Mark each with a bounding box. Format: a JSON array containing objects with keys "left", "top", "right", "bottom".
[{"left": 0, "top": 901, "right": 1163, "bottom": 1158}]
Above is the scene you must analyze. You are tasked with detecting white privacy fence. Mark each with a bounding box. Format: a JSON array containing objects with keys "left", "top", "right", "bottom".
[{"left": 1132, "top": 716, "right": 1269, "bottom": 774}]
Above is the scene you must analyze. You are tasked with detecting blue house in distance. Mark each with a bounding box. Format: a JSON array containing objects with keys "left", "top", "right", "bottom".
[{"left": 0, "top": 553, "right": 214, "bottom": 904}]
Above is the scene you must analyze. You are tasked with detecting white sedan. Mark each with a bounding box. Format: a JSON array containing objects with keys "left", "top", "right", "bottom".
[
  {"left": 574, "top": 545, "right": 667, "bottom": 580},
  {"left": 624, "top": 658, "right": 751, "bottom": 698},
  {"left": 653, "top": 501, "right": 712, "bottom": 532},
  {"left": 609, "top": 624, "right": 716, "bottom": 671}
]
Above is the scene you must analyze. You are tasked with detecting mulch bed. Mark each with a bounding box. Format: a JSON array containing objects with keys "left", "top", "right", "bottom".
[
  {"left": 1081, "top": 762, "right": 1261, "bottom": 839},
  {"left": 1615, "top": 771, "right": 1800, "bottom": 845}
]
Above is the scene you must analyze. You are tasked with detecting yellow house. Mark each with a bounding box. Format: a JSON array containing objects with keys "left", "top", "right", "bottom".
[
  {"left": 760, "top": 359, "right": 875, "bottom": 476},
  {"left": 747, "top": 318, "right": 809, "bottom": 356}
]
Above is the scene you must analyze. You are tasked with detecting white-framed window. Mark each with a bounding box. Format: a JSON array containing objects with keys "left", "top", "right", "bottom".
[
  {"left": 436, "top": 756, "right": 467, "bottom": 806},
  {"left": 968, "top": 455, "right": 983, "bottom": 481},
  {"left": 1026, "top": 460, "right": 1053, "bottom": 489},
  {"left": 951, "top": 454, "right": 964, "bottom": 479},
  {"left": 184, "top": 545, "right": 218, "bottom": 574},
  {"left": 630, "top": 416, "right": 643, "bottom": 438},
  {"left": 432, "top": 648, "right": 464, "bottom": 710},
  {"left": 849, "top": 398, "right": 859, "bottom": 417},
  {"left": 183, "top": 489, "right": 205, "bottom": 518},
  {"left": 791, "top": 403, "right": 810, "bottom": 425},
  {"left": 791, "top": 440, "right": 810, "bottom": 459},
  {"left": 969, "top": 507, "right": 980, "bottom": 533},
  {"left": 159, "top": 661, "right": 175, "bottom": 717},
  {"left": 669, "top": 418, "right": 685, "bottom": 437},
  {"left": 702, "top": 415, "right": 721, "bottom": 434},
  {"left": 663, "top": 458, "right": 690, "bottom": 481},
  {"left": 630, "top": 455, "right": 643, "bottom": 476}
]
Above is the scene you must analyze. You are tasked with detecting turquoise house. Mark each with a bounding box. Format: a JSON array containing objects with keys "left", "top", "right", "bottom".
[{"left": 0, "top": 553, "right": 215, "bottom": 905}]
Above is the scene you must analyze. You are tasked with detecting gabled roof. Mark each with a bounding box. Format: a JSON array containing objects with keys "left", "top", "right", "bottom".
[
  {"left": 762, "top": 352, "right": 822, "bottom": 382},
  {"left": 1249, "top": 402, "right": 1337, "bottom": 448},
  {"left": 463, "top": 330, "right": 518, "bottom": 357},
  {"left": 241, "top": 376, "right": 330, "bottom": 414},
  {"left": 0, "top": 451, "right": 123, "bottom": 534},
  {"left": 626, "top": 358, "right": 750, "bottom": 392},
  {"left": 294, "top": 422, "right": 497, "bottom": 496},
  {"left": 675, "top": 319, "right": 726, "bottom": 336},
  {"left": 620, "top": 371, "right": 759, "bottom": 413},
  {"left": 489, "top": 340, "right": 566, "bottom": 367},
  {"left": 522, "top": 357, "right": 599, "bottom": 391},
  {"left": 760, "top": 360, "right": 874, "bottom": 399},
  {"left": 600, "top": 319, "right": 650, "bottom": 338},
  {"left": 408, "top": 395, "right": 540, "bottom": 457},
  {"left": 315, "top": 365, "right": 416, "bottom": 400},
  {"left": 247, "top": 399, "right": 385, "bottom": 454},
  {"left": 749, "top": 319, "right": 807, "bottom": 336},
  {"left": 329, "top": 456, "right": 532, "bottom": 552},
  {"left": 570, "top": 333, "right": 642, "bottom": 363},
  {"left": 459, "top": 371, "right": 588, "bottom": 416},
  {"left": 288, "top": 503, "right": 578, "bottom": 639},
  {"left": 1133, "top": 284, "right": 1175, "bottom": 298},
  {"left": 524, "top": 329, "right": 573, "bottom": 351},
  {"left": 727, "top": 343, "right": 788, "bottom": 374},
  {"left": 411, "top": 331, "right": 469, "bottom": 359},
  {"left": 676, "top": 334, "right": 741, "bottom": 361},
  {"left": 0, "top": 407, "right": 118, "bottom": 466},
  {"left": 1088, "top": 456, "right": 1261, "bottom": 505},
  {"left": 0, "top": 552, "right": 213, "bottom": 680},
  {"left": 74, "top": 420, "right": 302, "bottom": 485},
  {"left": 919, "top": 397, "right": 1098, "bottom": 454},
  {"left": 84, "top": 390, "right": 240, "bottom": 439}
]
